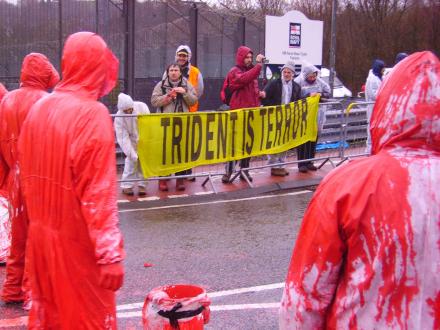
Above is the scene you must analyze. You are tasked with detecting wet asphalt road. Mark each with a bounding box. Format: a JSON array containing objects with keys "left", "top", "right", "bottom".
[{"left": 0, "top": 189, "right": 313, "bottom": 330}]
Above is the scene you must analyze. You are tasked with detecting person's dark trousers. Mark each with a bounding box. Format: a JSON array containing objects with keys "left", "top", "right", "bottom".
[
  {"left": 297, "top": 141, "right": 316, "bottom": 167},
  {"left": 240, "top": 157, "right": 250, "bottom": 169}
]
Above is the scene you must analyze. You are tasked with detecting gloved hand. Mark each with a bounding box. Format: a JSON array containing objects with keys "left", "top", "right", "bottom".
[{"left": 98, "top": 262, "right": 124, "bottom": 291}]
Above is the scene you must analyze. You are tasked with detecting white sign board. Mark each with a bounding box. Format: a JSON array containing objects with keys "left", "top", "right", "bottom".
[{"left": 265, "top": 11, "right": 323, "bottom": 66}]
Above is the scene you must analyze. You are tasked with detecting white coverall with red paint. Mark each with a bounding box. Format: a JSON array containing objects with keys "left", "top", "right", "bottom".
[{"left": 279, "top": 51, "right": 440, "bottom": 329}]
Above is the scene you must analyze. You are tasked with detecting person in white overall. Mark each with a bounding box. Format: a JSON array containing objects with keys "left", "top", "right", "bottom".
[{"left": 114, "top": 93, "right": 149, "bottom": 196}]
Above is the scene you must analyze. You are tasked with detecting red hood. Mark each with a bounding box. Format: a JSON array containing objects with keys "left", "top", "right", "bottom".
[
  {"left": 0, "top": 83, "right": 7, "bottom": 101},
  {"left": 235, "top": 46, "right": 253, "bottom": 68},
  {"left": 20, "top": 53, "right": 59, "bottom": 90},
  {"left": 56, "top": 32, "right": 119, "bottom": 100},
  {"left": 371, "top": 51, "right": 440, "bottom": 154}
]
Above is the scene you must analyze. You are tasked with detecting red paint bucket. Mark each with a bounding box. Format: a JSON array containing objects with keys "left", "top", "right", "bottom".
[{"left": 142, "top": 284, "right": 211, "bottom": 330}]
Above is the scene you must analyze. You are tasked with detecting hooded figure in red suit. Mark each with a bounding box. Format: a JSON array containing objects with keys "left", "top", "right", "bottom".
[
  {"left": 0, "top": 53, "right": 59, "bottom": 307},
  {"left": 280, "top": 51, "right": 440, "bottom": 329},
  {"left": 18, "top": 32, "right": 125, "bottom": 329}
]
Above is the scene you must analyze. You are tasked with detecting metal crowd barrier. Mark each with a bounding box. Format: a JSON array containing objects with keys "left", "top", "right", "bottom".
[{"left": 111, "top": 101, "right": 373, "bottom": 192}]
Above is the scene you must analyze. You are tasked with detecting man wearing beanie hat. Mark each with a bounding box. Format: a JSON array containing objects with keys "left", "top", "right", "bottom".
[
  {"left": 174, "top": 45, "right": 204, "bottom": 113},
  {"left": 261, "top": 61, "right": 301, "bottom": 176},
  {"left": 114, "top": 93, "right": 150, "bottom": 196}
]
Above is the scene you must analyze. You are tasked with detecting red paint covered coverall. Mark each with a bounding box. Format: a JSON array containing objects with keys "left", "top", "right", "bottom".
[
  {"left": 18, "top": 32, "right": 125, "bottom": 329},
  {"left": 0, "top": 53, "right": 59, "bottom": 303},
  {"left": 280, "top": 51, "right": 440, "bottom": 329},
  {"left": 0, "top": 83, "right": 7, "bottom": 102}
]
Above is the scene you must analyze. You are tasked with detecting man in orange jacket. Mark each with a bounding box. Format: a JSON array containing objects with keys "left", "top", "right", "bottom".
[
  {"left": 18, "top": 32, "right": 125, "bottom": 328},
  {"left": 0, "top": 53, "right": 59, "bottom": 309}
]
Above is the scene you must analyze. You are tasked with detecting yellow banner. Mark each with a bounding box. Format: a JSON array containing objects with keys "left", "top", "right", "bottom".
[{"left": 138, "top": 95, "right": 319, "bottom": 178}]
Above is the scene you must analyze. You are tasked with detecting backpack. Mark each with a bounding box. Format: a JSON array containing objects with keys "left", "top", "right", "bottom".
[{"left": 220, "top": 76, "right": 233, "bottom": 106}]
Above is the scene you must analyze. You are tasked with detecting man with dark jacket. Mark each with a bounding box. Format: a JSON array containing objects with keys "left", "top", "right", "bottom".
[
  {"left": 261, "top": 61, "right": 301, "bottom": 176},
  {"left": 221, "top": 46, "right": 265, "bottom": 183}
]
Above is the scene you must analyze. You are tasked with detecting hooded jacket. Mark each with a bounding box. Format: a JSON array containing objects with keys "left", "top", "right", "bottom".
[
  {"left": 294, "top": 64, "right": 331, "bottom": 99},
  {"left": 114, "top": 93, "right": 150, "bottom": 161},
  {"left": 18, "top": 32, "right": 124, "bottom": 329},
  {"left": 0, "top": 53, "right": 59, "bottom": 303},
  {"left": 224, "top": 46, "right": 262, "bottom": 110},
  {"left": 0, "top": 83, "right": 7, "bottom": 103},
  {"left": 280, "top": 51, "right": 440, "bottom": 329},
  {"left": 365, "top": 59, "right": 385, "bottom": 102}
]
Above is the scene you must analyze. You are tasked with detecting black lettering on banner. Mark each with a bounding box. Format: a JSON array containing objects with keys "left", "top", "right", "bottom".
[
  {"left": 217, "top": 113, "right": 228, "bottom": 159},
  {"left": 205, "top": 114, "right": 215, "bottom": 160},
  {"left": 300, "top": 101, "right": 308, "bottom": 137},
  {"left": 160, "top": 117, "right": 171, "bottom": 165},
  {"left": 274, "top": 105, "right": 283, "bottom": 147},
  {"left": 266, "top": 107, "right": 274, "bottom": 149},
  {"left": 242, "top": 111, "right": 247, "bottom": 154},
  {"left": 259, "top": 108, "right": 267, "bottom": 150},
  {"left": 230, "top": 112, "right": 238, "bottom": 157},
  {"left": 185, "top": 115, "right": 191, "bottom": 162},
  {"left": 246, "top": 111, "right": 254, "bottom": 154},
  {"left": 292, "top": 101, "right": 300, "bottom": 139},
  {"left": 171, "top": 117, "right": 183, "bottom": 164},
  {"left": 283, "top": 103, "right": 292, "bottom": 144},
  {"left": 191, "top": 115, "right": 202, "bottom": 161}
]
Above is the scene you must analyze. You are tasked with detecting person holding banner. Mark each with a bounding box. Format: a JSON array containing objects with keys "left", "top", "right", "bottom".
[
  {"left": 221, "top": 46, "right": 265, "bottom": 183},
  {"left": 151, "top": 63, "right": 198, "bottom": 191},
  {"left": 174, "top": 45, "right": 204, "bottom": 182},
  {"left": 261, "top": 61, "right": 301, "bottom": 176},
  {"left": 115, "top": 93, "right": 150, "bottom": 196},
  {"left": 294, "top": 64, "right": 330, "bottom": 173}
]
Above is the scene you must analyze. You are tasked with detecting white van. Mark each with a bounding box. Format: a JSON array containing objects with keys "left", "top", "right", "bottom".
[{"left": 319, "top": 68, "right": 352, "bottom": 98}]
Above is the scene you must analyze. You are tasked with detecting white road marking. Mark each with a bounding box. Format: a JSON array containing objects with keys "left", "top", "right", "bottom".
[
  {"left": 116, "top": 282, "right": 285, "bottom": 311},
  {"left": 0, "top": 283, "right": 285, "bottom": 326},
  {"left": 208, "top": 282, "right": 284, "bottom": 298},
  {"left": 116, "top": 303, "right": 280, "bottom": 318},
  {"left": 118, "top": 190, "right": 312, "bottom": 213},
  {"left": 194, "top": 191, "right": 214, "bottom": 195},
  {"left": 167, "top": 194, "right": 189, "bottom": 199},
  {"left": 138, "top": 196, "right": 160, "bottom": 201}
]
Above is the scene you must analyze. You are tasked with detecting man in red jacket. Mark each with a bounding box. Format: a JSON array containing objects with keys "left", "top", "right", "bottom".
[
  {"left": 0, "top": 53, "right": 59, "bottom": 308},
  {"left": 279, "top": 51, "right": 440, "bottom": 329},
  {"left": 222, "top": 46, "right": 265, "bottom": 183},
  {"left": 18, "top": 32, "right": 125, "bottom": 328}
]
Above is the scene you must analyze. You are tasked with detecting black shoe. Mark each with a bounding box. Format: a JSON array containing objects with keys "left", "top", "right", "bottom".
[
  {"left": 307, "top": 163, "right": 318, "bottom": 171},
  {"left": 240, "top": 170, "right": 253, "bottom": 182},
  {"left": 222, "top": 174, "right": 231, "bottom": 183},
  {"left": 298, "top": 166, "right": 308, "bottom": 173}
]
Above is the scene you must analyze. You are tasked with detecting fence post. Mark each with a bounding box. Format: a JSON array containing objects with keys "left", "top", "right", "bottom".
[
  {"left": 58, "top": 0, "right": 63, "bottom": 64},
  {"left": 237, "top": 15, "right": 246, "bottom": 48},
  {"left": 124, "top": 0, "right": 135, "bottom": 96},
  {"left": 189, "top": 3, "right": 198, "bottom": 66}
]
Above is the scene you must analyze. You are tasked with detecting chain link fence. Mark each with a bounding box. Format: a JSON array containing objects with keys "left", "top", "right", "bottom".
[{"left": 0, "top": 0, "right": 265, "bottom": 112}]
